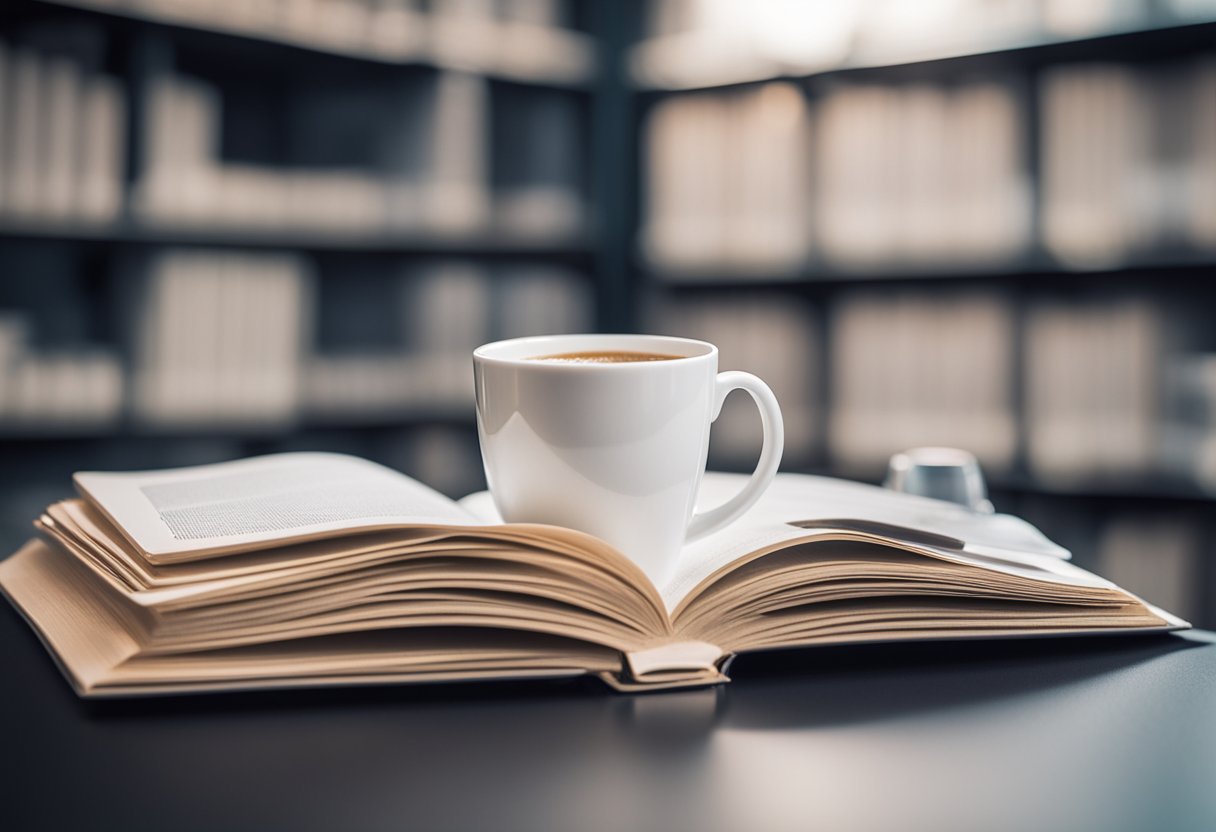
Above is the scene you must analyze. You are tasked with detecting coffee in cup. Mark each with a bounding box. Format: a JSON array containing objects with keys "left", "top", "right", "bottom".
[{"left": 528, "top": 350, "right": 682, "bottom": 364}]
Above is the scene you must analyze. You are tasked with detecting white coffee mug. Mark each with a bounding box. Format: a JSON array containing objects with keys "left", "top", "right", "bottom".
[{"left": 473, "top": 334, "right": 783, "bottom": 582}]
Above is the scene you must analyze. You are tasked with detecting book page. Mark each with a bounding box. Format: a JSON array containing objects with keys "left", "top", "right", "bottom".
[
  {"left": 461, "top": 472, "right": 1077, "bottom": 613},
  {"left": 75, "top": 453, "right": 480, "bottom": 559},
  {"left": 458, "top": 490, "right": 502, "bottom": 523},
  {"left": 663, "top": 473, "right": 1073, "bottom": 611}
]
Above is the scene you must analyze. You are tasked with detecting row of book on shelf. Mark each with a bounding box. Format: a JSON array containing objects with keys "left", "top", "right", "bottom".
[
  {"left": 824, "top": 291, "right": 1195, "bottom": 486},
  {"left": 43, "top": 0, "right": 593, "bottom": 82},
  {"left": 0, "top": 249, "right": 592, "bottom": 428},
  {"left": 0, "top": 41, "right": 126, "bottom": 224},
  {"left": 659, "top": 288, "right": 1216, "bottom": 492},
  {"left": 4, "top": 266, "right": 1216, "bottom": 494},
  {"left": 0, "top": 37, "right": 585, "bottom": 239},
  {"left": 633, "top": 0, "right": 1216, "bottom": 89},
  {"left": 643, "top": 60, "right": 1216, "bottom": 274}
]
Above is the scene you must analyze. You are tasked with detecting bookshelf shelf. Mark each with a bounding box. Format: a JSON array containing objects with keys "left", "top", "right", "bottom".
[
  {"left": 0, "top": 219, "right": 595, "bottom": 257},
  {"left": 0, "top": 410, "right": 477, "bottom": 444},
  {"left": 30, "top": 0, "right": 597, "bottom": 90},
  {"left": 632, "top": 17, "right": 1216, "bottom": 94},
  {"left": 648, "top": 249, "right": 1216, "bottom": 290}
]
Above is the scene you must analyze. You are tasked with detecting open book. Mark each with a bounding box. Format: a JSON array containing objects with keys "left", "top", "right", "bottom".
[{"left": 0, "top": 452, "right": 1187, "bottom": 696}]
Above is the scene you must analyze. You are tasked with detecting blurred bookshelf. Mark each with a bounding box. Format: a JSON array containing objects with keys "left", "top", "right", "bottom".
[
  {"left": 0, "top": 0, "right": 615, "bottom": 532},
  {"left": 635, "top": 0, "right": 1216, "bottom": 627},
  {"left": 2, "top": 0, "right": 1216, "bottom": 629}
]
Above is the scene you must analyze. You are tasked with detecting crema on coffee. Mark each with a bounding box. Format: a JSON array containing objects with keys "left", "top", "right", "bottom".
[{"left": 528, "top": 350, "right": 683, "bottom": 364}]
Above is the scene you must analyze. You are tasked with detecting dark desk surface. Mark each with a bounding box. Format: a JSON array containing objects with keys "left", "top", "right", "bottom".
[{"left": 2, "top": 601, "right": 1214, "bottom": 832}]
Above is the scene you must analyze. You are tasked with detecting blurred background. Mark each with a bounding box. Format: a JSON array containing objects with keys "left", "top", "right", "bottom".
[{"left": 0, "top": 0, "right": 1214, "bottom": 628}]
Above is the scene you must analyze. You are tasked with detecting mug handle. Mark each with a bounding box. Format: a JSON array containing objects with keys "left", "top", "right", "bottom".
[{"left": 685, "top": 371, "right": 784, "bottom": 542}]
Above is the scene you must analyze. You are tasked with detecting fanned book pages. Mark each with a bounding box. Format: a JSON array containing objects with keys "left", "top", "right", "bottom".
[{"left": 0, "top": 452, "right": 1187, "bottom": 696}]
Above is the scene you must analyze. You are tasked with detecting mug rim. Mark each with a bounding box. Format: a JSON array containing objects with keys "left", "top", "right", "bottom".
[{"left": 473, "top": 333, "right": 717, "bottom": 368}]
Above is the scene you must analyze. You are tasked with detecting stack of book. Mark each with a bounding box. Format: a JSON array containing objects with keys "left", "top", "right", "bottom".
[
  {"left": 828, "top": 291, "right": 1017, "bottom": 472},
  {"left": 641, "top": 83, "right": 812, "bottom": 275},
  {"left": 134, "top": 70, "right": 496, "bottom": 236},
  {"left": 814, "top": 81, "right": 1030, "bottom": 268},
  {"left": 1041, "top": 59, "right": 1216, "bottom": 266},
  {"left": 131, "top": 250, "right": 314, "bottom": 427},
  {"left": 0, "top": 40, "right": 125, "bottom": 223},
  {"left": 1023, "top": 295, "right": 1162, "bottom": 480},
  {"left": 0, "top": 315, "right": 124, "bottom": 430},
  {"left": 0, "top": 328, "right": 123, "bottom": 430},
  {"left": 0, "top": 452, "right": 1185, "bottom": 697}
]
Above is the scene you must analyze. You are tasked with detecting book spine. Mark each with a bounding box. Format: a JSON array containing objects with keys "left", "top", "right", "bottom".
[{"left": 597, "top": 640, "right": 730, "bottom": 690}]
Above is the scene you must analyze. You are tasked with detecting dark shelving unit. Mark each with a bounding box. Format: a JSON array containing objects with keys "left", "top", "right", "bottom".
[
  {"left": 0, "top": 218, "right": 596, "bottom": 257},
  {"left": 626, "top": 10, "right": 1216, "bottom": 626},
  {"left": 2, "top": 3, "right": 1215, "bottom": 626},
  {"left": 646, "top": 254, "right": 1216, "bottom": 289},
  {"left": 0, "top": 0, "right": 621, "bottom": 521}
]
